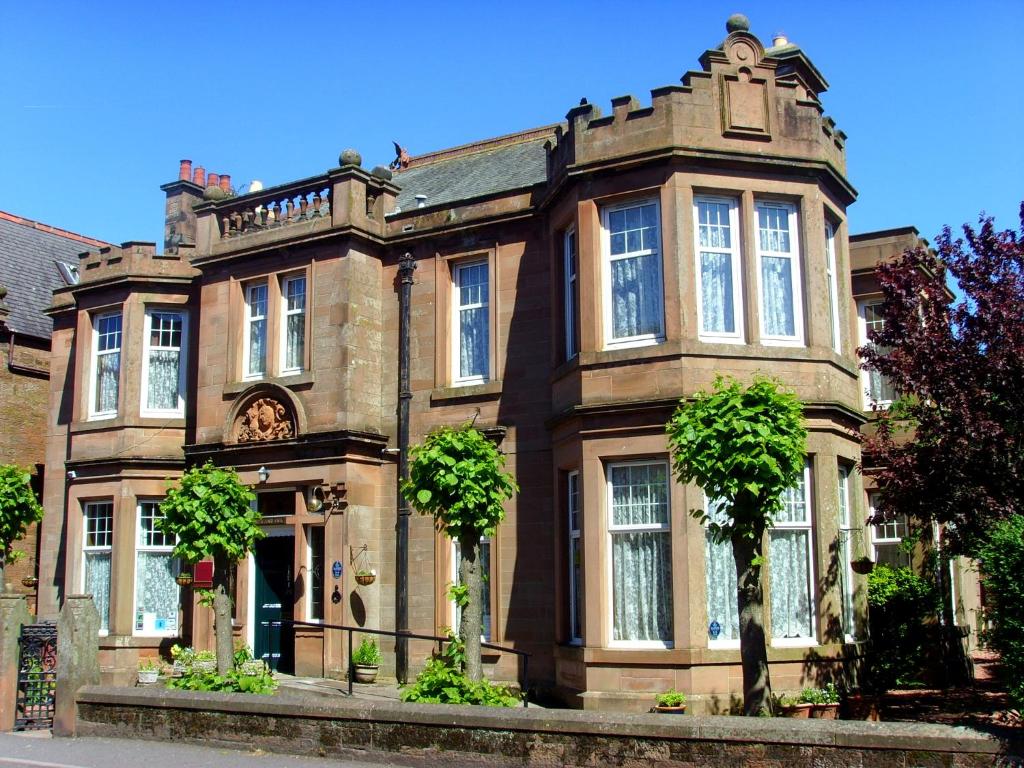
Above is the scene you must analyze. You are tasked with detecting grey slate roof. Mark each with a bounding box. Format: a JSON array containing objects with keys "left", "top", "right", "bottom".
[
  {"left": 392, "top": 137, "right": 550, "bottom": 212},
  {"left": 0, "top": 214, "right": 106, "bottom": 340}
]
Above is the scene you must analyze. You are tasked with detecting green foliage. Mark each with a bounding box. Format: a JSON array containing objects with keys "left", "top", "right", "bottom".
[
  {"left": 0, "top": 465, "right": 43, "bottom": 564},
  {"left": 400, "top": 657, "right": 519, "bottom": 707},
  {"left": 165, "top": 644, "right": 276, "bottom": 695},
  {"left": 402, "top": 426, "right": 518, "bottom": 540},
  {"left": 976, "top": 515, "right": 1024, "bottom": 708},
  {"left": 795, "top": 683, "right": 839, "bottom": 705},
  {"left": 447, "top": 582, "right": 469, "bottom": 609},
  {"left": 158, "top": 461, "right": 263, "bottom": 564},
  {"left": 352, "top": 637, "right": 382, "bottom": 666},
  {"left": 137, "top": 657, "right": 161, "bottom": 672},
  {"left": 864, "top": 564, "right": 939, "bottom": 693},
  {"left": 666, "top": 377, "right": 807, "bottom": 541},
  {"left": 655, "top": 689, "right": 687, "bottom": 707}
]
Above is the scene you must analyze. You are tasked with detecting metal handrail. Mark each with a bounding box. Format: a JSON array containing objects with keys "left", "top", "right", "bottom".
[{"left": 264, "top": 618, "right": 531, "bottom": 706}]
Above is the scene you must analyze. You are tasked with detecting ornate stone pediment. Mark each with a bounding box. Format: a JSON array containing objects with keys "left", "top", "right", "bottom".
[{"left": 236, "top": 396, "right": 295, "bottom": 443}]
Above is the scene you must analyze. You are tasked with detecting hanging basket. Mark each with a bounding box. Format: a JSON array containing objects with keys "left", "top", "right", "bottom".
[
  {"left": 355, "top": 570, "right": 376, "bottom": 586},
  {"left": 851, "top": 558, "right": 875, "bottom": 575}
]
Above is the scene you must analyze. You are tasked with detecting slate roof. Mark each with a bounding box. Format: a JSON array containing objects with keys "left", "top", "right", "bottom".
[
  {"left": 0, "top": 212, "right": 108, "bottom": 340},
  {"left": 392, "top": 129, "right": 554, "bottom": 212}
]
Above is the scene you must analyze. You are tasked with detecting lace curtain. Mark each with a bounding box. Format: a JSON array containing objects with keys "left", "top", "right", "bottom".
[
  {"left": 610, "top": 255, "right": 661, "bottom": 339},
  {"left": 248, "top": 318, "right": 266, "bottom": 376},
  {"left": 84, "top": 551, "right": 111, "bottom": 631},
  {"left": 704, "top": 497, "right": 739, "bottom": 642},
  {"left": 136, "top": 552, "right": 179, "bottom": 632},
  {"left": 459, "top": 306, "right": 488, "bottom": 379},
  {"left": 700, "top": 252, "right": 735, "bottom": 334},
  {"left": 147, "top": 350, "right": 179, "bottom": 410},
  {"left": 286, "top": 312, "right": 304, "bottom": 370},
  {"left": 769, "top": 531, "right": 812, "bottom": 638},
  {"left": 95, "top": 352, "right": 119, "bottom": 413},
  {"left": 761, "top": 257, "right": 795, "bottom": 336}
]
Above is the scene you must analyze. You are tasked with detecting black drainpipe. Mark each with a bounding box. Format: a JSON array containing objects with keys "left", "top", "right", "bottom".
[{"left": 396, "top": 251, "right": 416, "bottom": 684}]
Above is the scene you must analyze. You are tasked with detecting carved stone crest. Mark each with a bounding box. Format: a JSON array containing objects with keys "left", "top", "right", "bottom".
[{"left": 237, "top": 397, "right": 294, "bottom": 442}]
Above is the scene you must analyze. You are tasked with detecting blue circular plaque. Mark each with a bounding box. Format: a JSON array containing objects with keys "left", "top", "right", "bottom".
[{"left": 709, "top": 620, "right": 722, "bottom": 639}]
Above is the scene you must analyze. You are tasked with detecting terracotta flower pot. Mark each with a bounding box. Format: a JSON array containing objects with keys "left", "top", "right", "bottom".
[
  {"left": 353, "top": 664, "right": 379, "bottom": 683},
  {"left": 810, "top": 703, "right": 840, "bottom": 719},
  {"left": 653, "top": 705, "right": 687, "bottom": 714},
  {"left": 780, "top": 703, "right": 814, "bottom": 718}
]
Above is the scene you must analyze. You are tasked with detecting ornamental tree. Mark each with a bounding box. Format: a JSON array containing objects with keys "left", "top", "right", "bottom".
[
  {"left": 0, "top": 465, "right": 44, "bottom": 587},
  {"left": 861, "top": 205, "right": 1024, "bottom": 556},
  {"left": 402, "top": 425, "right": 518, "bottom": 681},
  {"left": 666, "top": 377, "right": 806, "bottom": 716},
  {"left": 159, "top": 461, "right": 263, "bottom": 675}
]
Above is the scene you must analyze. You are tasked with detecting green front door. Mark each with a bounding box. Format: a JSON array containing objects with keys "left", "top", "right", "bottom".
[{"left": 253, "top": 535, "right": 295, "bottom": 673}]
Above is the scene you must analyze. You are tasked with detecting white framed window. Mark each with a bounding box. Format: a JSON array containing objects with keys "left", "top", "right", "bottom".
[
  {"left": 452, "top": 261, "right": 489, "bottom": 385},
  {"left": 452, "top": 537, "right": 492, "bottom": 641},
  {"left": 134, "top": 500, "right": 179, "bottom": 637},
  {"left": 858, "top": 300, "right": 897, "bottom": 407},
  {"left": 244, "top": 282, "right": 268, "bottom": 379},
  {"left": 564, "top": 228, "right": 579, "bottom": 360},
  {"left": 769, "top": 462, "right": 816, "bottom": 645},
  {"left": 837, "top": 465, "right": 857, "bottom": 640},
  {"left": 869, "top": 493, "right": 911, "bottom": 568},
  {"left": 281, "top": 275, "right": 306, "bottom": 374},
  {"left": 141, "top": 310, "right": 187, "bottom": 417},
  {"left": 306, "top": 525, "right": 325, "bottom": 621},
  {"left": 90, "top": 312, "right": 122, "bottom": 418},
  {"left": 694, "top": 196, "right": 744, "bottom": 343},
  {"left": 825, "top": 219, "right": 842, "bottom": 354},
  {"left": 755, "top": 201, "right": 804, "bottom": 345},
  {"left": 82, "top": 501, "right": 113, "bottom": 633},
  {"left": 704, "top": 494, "right": 740, "bottom": 647},
  {"left": 567, "top": 471, "right": 582, "bottom": 644},
  {"left": 607, "top": 461, "right": 672, "bottom": 647},
  {"left": 601, "top": 200, "right": 664, "bottom": 348}
]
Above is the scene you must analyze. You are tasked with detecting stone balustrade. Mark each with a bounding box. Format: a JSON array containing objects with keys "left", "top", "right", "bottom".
[{"left": 213, "top": 176, "right": 332, "bottom": 239}]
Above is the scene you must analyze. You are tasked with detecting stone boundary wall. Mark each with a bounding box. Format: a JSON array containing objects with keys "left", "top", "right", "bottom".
[{"left": 75, "top": 686, "right": 1022, "bottom": 768}]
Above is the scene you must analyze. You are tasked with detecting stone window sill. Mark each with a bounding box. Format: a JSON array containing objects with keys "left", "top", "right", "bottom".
[
  {"left": 430, "top": 380, "right": 503, "bottom": 404},
  {"left": 223, "top": 371, "right": 315, "bottom": 397}
]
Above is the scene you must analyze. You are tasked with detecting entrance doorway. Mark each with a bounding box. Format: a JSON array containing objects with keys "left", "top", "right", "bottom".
[{"left": 253, "top": 534, "right": 295, "bottom": 673}]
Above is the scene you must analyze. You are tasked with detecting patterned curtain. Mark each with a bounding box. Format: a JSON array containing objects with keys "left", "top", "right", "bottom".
[
  {"left": 136, "top": 552, "right": 179, "bottom": 631},
  {"left": 761, "top": 257, "right": 795, "bottom": 336},
  {"left": 95, "top": 352, "right": 119, "bottom": 412},
  {"left": 459, "top": 306, "right": 488, "bottom": 378},
  {"left": 700, "top": 252, "right": 735, "bottom": 334},
  {"left": 611, "top": 255, "right": 661, "bottom": 339},
  {"left": 769, "top": 530, "right": 812, "bottom": 639},
  {"left": 147, "top": 350, "right": 179, "bottom": 410},
  {"left": 84, "top": 551, "right": 111, "bottom": 631},
  {"left": 704, "top": 498, "right": 739, "bottom": 642}
]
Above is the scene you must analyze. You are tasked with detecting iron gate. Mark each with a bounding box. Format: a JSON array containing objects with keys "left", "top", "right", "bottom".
[{"left": 15, "top": 622, "right": 57, "bottom": 730}]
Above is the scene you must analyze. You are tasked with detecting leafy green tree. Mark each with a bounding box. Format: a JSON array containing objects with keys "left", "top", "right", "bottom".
[
  {"left": 666, "top": 377, "right": 806, "bottom": 716},
  {"left": 402, "top": 426, "right": 518, "bottom": 681},
  {"left": 976, "top": 515, "right": 1024, "bottom": 708},
  {"left": 159, "top": 462, "right": 263, "bottom": 675},
  {"left": 0, "top": 465, "right": 44, "bottom": 588}
]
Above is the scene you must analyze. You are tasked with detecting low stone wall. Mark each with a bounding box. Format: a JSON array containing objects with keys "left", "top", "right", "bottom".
[{"left": 75, "top": 686, "right": 1021, "bottom": 768}]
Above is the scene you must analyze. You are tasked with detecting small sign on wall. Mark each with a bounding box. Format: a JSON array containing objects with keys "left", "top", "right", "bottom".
[{"left": 332, "top": 561, "right": 342, "bottom": 580}]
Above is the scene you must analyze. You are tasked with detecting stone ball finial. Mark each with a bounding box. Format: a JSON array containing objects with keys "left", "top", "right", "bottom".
[
  {"left": 339, "top": 148, "right": 363, "bottom": 167},
  {"left": 371, "top": 165, "right": 393, "bottom": 181},
  {"left": 726, "top": 13, "right": 750, "bottom": 33}
]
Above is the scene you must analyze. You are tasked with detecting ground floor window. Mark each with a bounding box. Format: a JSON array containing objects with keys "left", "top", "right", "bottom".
[
  {"left": 83, "top": 501, "right": 113, "bottom": 633},
  {"left": 769, "top": 463, "right": 815, "bottom": 643},
  {"left": 134, "top": 500, "right": 179, "bottom": 636},
  {"left": 453, "top": 537, "right": 492, "bottom": 641},
  {"left": 704, "top": 495, "right": 739, "bottom": 646},
  {"left": 608, "top": 461, "right": 672, "bottom": 646},
  {"left": 837, "top": 465, "right": 858, "bottom": 639},
  {"left": 567, "top": 471, "right": 582, "bottom": 644},
  {"left": 307, "top": 525, "right": 325, "bottom": 621}
]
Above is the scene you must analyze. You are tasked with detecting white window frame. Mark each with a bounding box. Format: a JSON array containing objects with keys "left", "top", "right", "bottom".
[
  {"left": 769, "top": 462, "right": 817, "bottom": 647},
  {"left": 82, "top": 501, "right": 113, "bottom": 635},
  {"left": 868, "top": 492, "right": 911, "bottom": 567},
  {"left": 280, "top": 274, "right": 306, "bottom": 375},
  {"left": 451, "top": 260, "right": 490, "bottom": 386},
  {"left": 451, "top": 536, "right": 492, "bottom": 641},
  {"left": 305, "top": 524, "right": 325, "bottom": 623},
  {"left": 133, "top": 499, "right": 179, "bottom": 638},
  {"left": 564, "top": 228, "right": 579, "bottom": 360},
  {"left": 567, "top": 470, "right": 582, "bottom": 645},
  {"left": 694, "top": 195, "right": 744, "bottom": 344},
  {"left": 837, "top": 465, "right": 857, "bottom": 642},
  {"left": 606, "top": 460, "right": 673, "bottom": 649},
  {"left": 858, "top": 299, "right": 895, "bottom": 408},
  {"left": 140, "top": 309, "right": 188, "bottom": 418},
  {"left": 243, "top": 282, "right": 268, "bottom": 380},
  {"left": 600, "top": 199, "right": 665, "bottom": 349},
  {"left": 704, "top": 493, "right": 740, "bottom": 649},
  {"left": 755, "top": 200, "right": 805, "bottom": 346},
  {"left": 89, "top": 311, "right": 122, "bottom": 420},
  {"left": 825, "top": 219, "right": 842, "bottom": 354}
]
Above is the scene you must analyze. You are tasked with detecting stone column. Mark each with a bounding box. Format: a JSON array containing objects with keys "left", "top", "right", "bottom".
[
  {"left": 0, "top": 594, "right": 32, "bottom": 731},
  {"left": 53, "top": 595, "right": 99, "bottom": 737}
]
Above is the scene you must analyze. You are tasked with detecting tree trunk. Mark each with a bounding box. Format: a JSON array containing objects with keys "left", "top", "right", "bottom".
[
  {"left": 458, "top": 533, "right": 483, "bottom": 682},
  {"left": 732, "top": 529, "right": 774, "bottom": 716},
  {"left": 212, "top": 556, "right": 233, "bottom": 677}
]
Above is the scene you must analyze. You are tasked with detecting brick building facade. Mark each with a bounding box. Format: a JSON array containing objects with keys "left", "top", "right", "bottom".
[{"left": 38, "top": 16, "right": 968, "bottom": 709}]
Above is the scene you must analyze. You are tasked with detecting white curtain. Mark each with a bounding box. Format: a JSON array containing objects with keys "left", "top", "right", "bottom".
[
  {"left": 84, "top": 551, "right": 111, "bottom": 631},
  {"left": 136, "top": 552, "right": 179, "bottom": 631},
  {"left": 838, "top": 529, "right": 854, "bottom": 636},
  {"left": 286, "top": 313, "right": 304, "bottom": 370},
  {"left": 761, "top": 256, "right": 795, "bottom": 336},
  {"left": 769, "top": 530, "right": 812, "bottom": 639},
  {"left": 704, "top": 498, "right": 739, "bottom": 641},
  {"left": 459, "top": 306, "right": 488, "bottom": 379},
  {"left": 147, "top": 350, "right": 179, "bottom": 410},
  {"left": 611, "top": 255, "right": 660, "bottom": 338},
  {"left": 95, "top": 352, "right": 119, "bottom": 412},
  {"left": 248, "top": 318, "right": 266, "bottom": 376},
  {"left": 612, "top": 532, "right": 672, "bottom": 642},
  {"left": 700, "top": 252, "right": 735, "bottom": 334}
]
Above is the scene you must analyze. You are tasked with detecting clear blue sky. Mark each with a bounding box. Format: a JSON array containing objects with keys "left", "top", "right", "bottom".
[{"left": 1, "top": 1, "right": 1021, "bottom": 248}]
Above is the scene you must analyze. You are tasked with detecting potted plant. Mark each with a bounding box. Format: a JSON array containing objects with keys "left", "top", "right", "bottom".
[
  {"left": 851, "top": 556, "right": 875, "bottom": 575},
  {"left": 137, "top": 657, "right": 161, "bottom": 685},
  {"left": 653, "top": 689, "right": 687, "bottom": 714},
  {"left": 193, "top": 649, "right": 217, "bottom": 674},
  {"left": 779, "top": 684, "right": 840, "bottom": 718},
  {"left": 170, "top": 644, "right": 194, "bottom": 676},
  {"left": 842, "top": 688, "right": 882, "bottom": 721},
  {"left": 355, "top": 568, "right": 377, "bottom": 586},
  {"left": 351, "top": 637, "right": 381, "bottom": 683}
]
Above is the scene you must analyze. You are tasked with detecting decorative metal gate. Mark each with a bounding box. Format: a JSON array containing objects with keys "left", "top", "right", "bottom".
[{"left": 15, "top": 622, "right": 57, "bottom": 731}]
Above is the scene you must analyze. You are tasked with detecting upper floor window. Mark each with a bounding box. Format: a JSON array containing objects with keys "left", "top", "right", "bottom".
[
  {"left": 142, "top": 310, "right": 187, "bottom": 417},
  {"left": 281, "top": 275, "right": 306, "bottom": 374},
  {"left": 90, "top": 312, "right": 122, "bottom": 418},
  {"left": 695, "top": 196, "right": 744, "bottom": 342},
  {"left": 756, "top": 201, "right": 804, "bottom": 345},
  {"left": 602, "top": 200, "right": 664, "bottom": 348},
  {"left": 564, "top": 228, "right": 579, "bottom": 360},
  {"left": 825, "top": 219, "right": 842, "bottom": 354},
  {"left": 869, "top": 493, "right": 911, "bottom": 568},
  {"left": 453, "top": 261, "right": 489, "bottom": 384},
  {"left": 769, "top": 462, "right": 815, "bottom": 644},
  {"left": 83, "top": 501, "right": 113, "bottom": 632},
  {"left": 567, "top": 470, "right": 582, "bottom": 644},
  {"left": 134, "top": 500, "right": 179, "bottom": 636},
  {"left": 858, "top": 300, "right": 897, "bottom": 407},
  {"left": 244, "top": 283, "right": 268, "bottom": 379}
]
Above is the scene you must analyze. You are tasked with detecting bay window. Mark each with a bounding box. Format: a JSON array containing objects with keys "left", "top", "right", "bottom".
[
  {"left": 837, "top": 465, "right": 857, "bottom": 639},
  {"left": 564, "top": 228, "right": 579, "bottom": 360},
  {"left": 825, "top": 219, "right": 842, "bottom": 353},
  {"left": 90, "top": 312, "right": 122, "bottom": 418},
  {"left": 859, "top": 301, "right": 897, "bottom": 407},
  {"left": 141, "top": 310, "right": 186, "bottom": 416},
  {"left": 608, "top": 461, "right": 672, "bottom": 646},
  {"left": 567, "top": 471, "right": 582, "bottom": 644},
  {"left": 244, "top": 282, "right": 268, "bottom": 379},
  {"left": 695, "top": 196, "right": 743, "bottom": 342},
  {"left": 453, "top": 261, "right": 489, "bottom": 384},
  {"left": 281, "top": 275, "right": 306, "bottom": 374},
  {"left": 769, "top": 462, "right": 815, "bottom": 644},
  {"left": 704, "top": 494, "right": 739, "bottom": 646},
  {"left": 82, "top": 501, "right": 113, "bottom": 633},
  {"left": 756, "top": 201, "right": 804, "bottom": 345},
  {"left": 602, "top": 200, "right": 664, "bottom": 347},
  {"left": 134, "top": 501, "right": 179, "bottom": 636}
]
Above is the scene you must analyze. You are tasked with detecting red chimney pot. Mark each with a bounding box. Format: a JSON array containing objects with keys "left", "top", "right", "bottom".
[
  {"left": 179, "top": 159, "right": 192, "bottom": 181},
  {"left": 207, "top": 173, "right": 220, "bottom": 189},
  {"left": 193, "top": 166, "right": 205, "bottom": 187},
  {"left": 219, "top": 174, "right": 231, "bottom": 192}
]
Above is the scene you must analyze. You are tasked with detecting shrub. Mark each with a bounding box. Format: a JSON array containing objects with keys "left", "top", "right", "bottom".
[
  {"left": 400, "top": 655, "right": 519, "bottom": 707},
  {"left": 352, "top": 637, "right": 381, "bottom": 666},
  {"left": 976, "top": 515, "right": 1024, "bottom": 708},
  {"left": 656, "top": 690, "right": 687, "bottom": 707},
  {"left": 796, "top": 683, "right": 839, "bottom": 705},
  {"left": 166, "top": 643, "right": 276, "bottom": 695}
]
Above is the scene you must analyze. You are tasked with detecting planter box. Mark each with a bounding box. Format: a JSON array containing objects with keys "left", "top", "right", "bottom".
[
  {"left": 810, "top": 703, "right": 840, "bottom": 719},
  {"left": 193, "top": 660, "right": 217, "bottom": 674}
]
